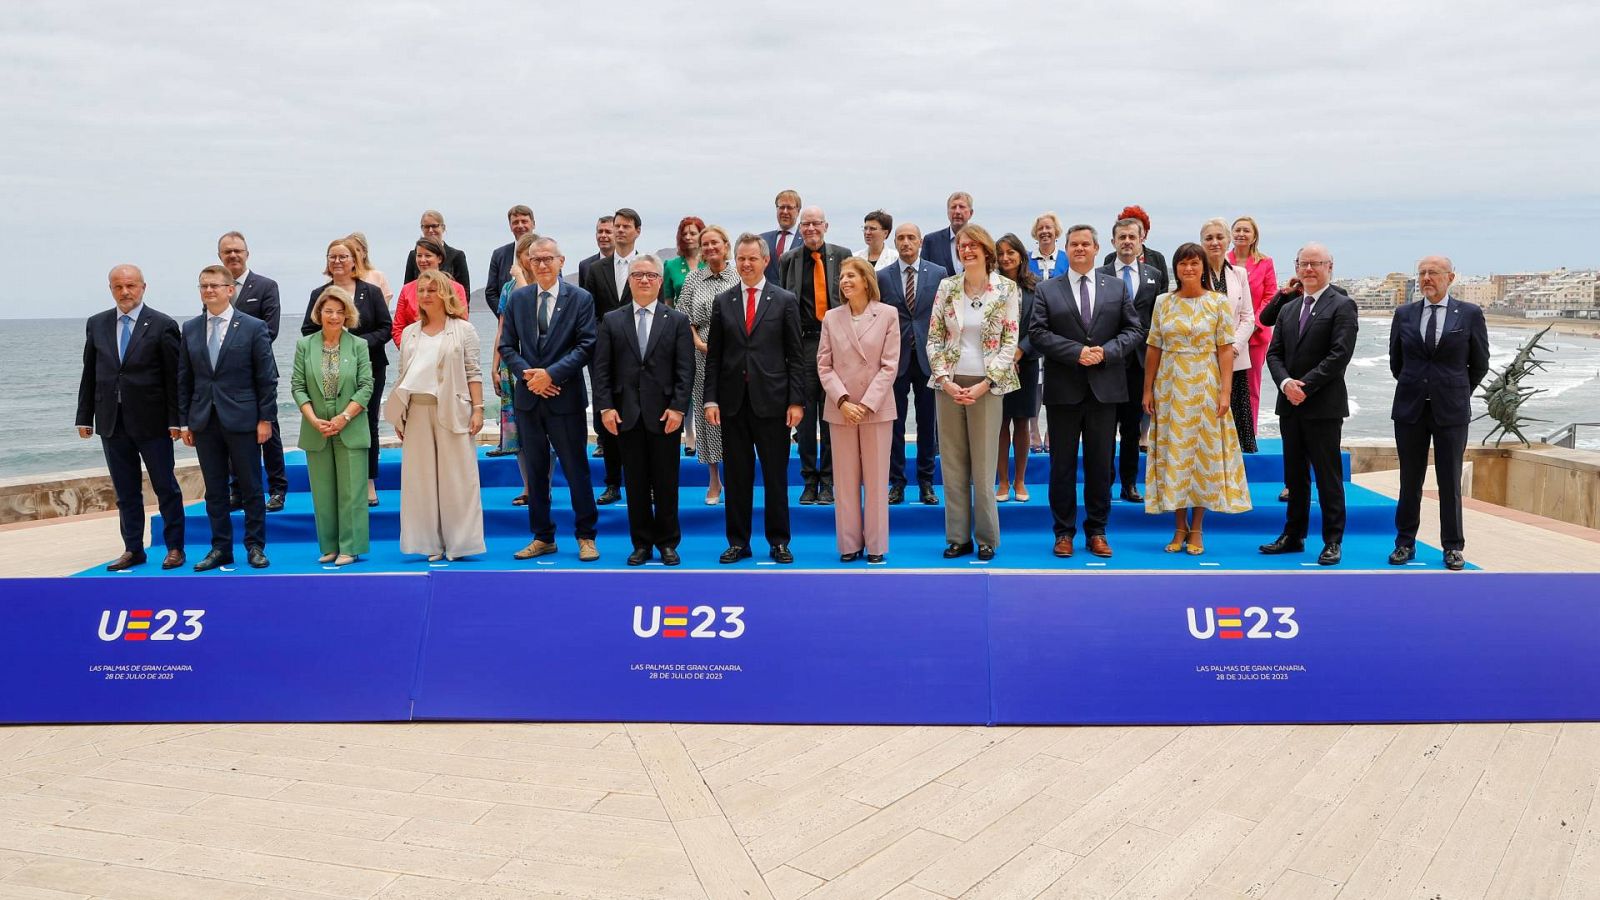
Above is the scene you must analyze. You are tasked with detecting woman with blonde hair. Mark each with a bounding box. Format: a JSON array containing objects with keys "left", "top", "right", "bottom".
[
  {"left": 1200, "top": 218, "right": 1259, "bottom": 452},
  {"left": 1227, "top": 216, "right": 1278, "bottom": 432},
  {"left": 291, "top": 286, "right": 373, "bottom": 565},
  {"left": 387, "top": 269, "right": 486, "bottom": 561},
  {"left": 344, "top": 232, "right": 394, "bottom": 303},
  {"left": 680, "top": 224, "right": 738, "bottom": 504},
  {"left": 1028, "top": 212, "right": 1067, "bottom": 281}
]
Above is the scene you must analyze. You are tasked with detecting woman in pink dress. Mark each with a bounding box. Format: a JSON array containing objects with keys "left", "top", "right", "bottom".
[{"left": 1227, "top": 216, "right": 1277, "bottom": 431}]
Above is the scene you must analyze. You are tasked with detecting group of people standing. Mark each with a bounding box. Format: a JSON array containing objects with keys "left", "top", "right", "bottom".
[{"left": 76, "top": 194, "right": 1490, "bottom": 572}]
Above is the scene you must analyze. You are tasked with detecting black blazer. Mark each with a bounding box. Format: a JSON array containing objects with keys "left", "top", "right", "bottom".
[
  {"left": 580, "top": 252, "right": 632, "bottom": 321},
  {"left": 300, "top": 280, "right": 392, "bottom": 370},
  {"left": 704, "top": 282, "right": 805, "bottom": 419},
  {"left": 1389, "top": 297, "right": 1490, "bottom": 426},
  {"left": 776, "top": 242, "right": 852, "bottom": 333},
  {"left": 498, "top": 280, "right": 597, "bottom": 416},
  {"left": 76, "top": 306, "right": 182, "bottom": 440},
  {"left": 1031, "top": 270, "right": 1145, "bottom": 405},
  {"left": 877, "top": 258, "right": 948, "bottom": 379},
  {"left": 405, "top": 244, "right": 471, "bottom": 298},
  {"left": 593, "top": 304, "right": 695, "bottom": 434},
  {"left": 178, "top": 311, "right": 277, "bottom": 433},
  {"left": 1265, "top": 288, "right": 1359, "bottom": 420},
  {"left": 1097, "top": 260, "right": 1163, "bottom": 369},
  {"left": 577, "top": 252, "right": 605, "bottom": 286},
  {"left": 483, "top": 242, "right": 515, "bottom": 318},
  {"left": 1260, "top": 283, "right": 1348, "bottom": 327},
  {"left": 1102, "top": 247, "right": 1170, "bottom": 292},
  {"left": 232, "top": 271, "right": 282, "bottom": 340}
]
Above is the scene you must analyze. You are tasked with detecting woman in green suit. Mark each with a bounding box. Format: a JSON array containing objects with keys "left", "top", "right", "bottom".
[{"left": 291, "top": 286, "right": 374, "bottom": 566}]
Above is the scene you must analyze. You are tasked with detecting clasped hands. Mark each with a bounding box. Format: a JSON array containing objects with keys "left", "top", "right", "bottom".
[
  {"left": 1077, "top": 345, "right": 1105, "bottom": 366},
  {"left": 522, "top": 368, "right": 561, "bottom": 398},
  {"left": 1282, "top": 379, "right": 1308, "bottom": 406},
  {"left": 941, "top": 379, "right": 990, "bottom": 406}
]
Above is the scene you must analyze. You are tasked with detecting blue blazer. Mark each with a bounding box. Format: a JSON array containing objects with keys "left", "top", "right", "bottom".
[
  {"left": 1097, "top": 260, "right": 1164, "bottom": 369},
  {"left": 1389, "top": 297, "right": 1490, "bottom": 427},
  {"left": 484, "top": 242, "right": 515, "bottom": 318},
  {"left": 922, "top": 226, "right": 958, "bottom": 275},
  {"left": 232, "top": 272, "right": 282, "bottom": 340},
  {"left": 1030, "top": 271, "right": 1145, "bottom": 405},
  {"left": 178, "top": 311, "right": 277, "bottom": 433},
  {"left": 759, "top": 228, "right": 799, "bottom": 283},
  {"left": 498, "top": 280, "right": 597, "bottom": 415},
  {"left": 1028, "top": 250, "right": 1068, "bottom": 281},
  {"left": 876, "top": 258, "right": 947, "bottom": 380}
]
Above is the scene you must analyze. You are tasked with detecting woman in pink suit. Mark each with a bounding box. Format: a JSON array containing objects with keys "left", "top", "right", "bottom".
[
  {"left": 818, "top": 257, "right": 901, "bottom": 563},
  {"left": 1227, "top": 216, "right": 1277, "bottom": 430}
]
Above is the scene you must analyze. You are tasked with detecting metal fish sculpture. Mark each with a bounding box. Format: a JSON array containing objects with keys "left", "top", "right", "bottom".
[{"left": 1475, "top": 324, "right": 1552, "bottom": 446}]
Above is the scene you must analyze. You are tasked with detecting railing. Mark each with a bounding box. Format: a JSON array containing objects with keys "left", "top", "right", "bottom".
[{"left": 1539, "top": 422, "right": 1600, "bottom": 448}]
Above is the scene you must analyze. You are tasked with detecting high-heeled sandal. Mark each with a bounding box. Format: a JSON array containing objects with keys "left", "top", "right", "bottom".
[
  {"left": 995, "top": 487, "right": 1011, "bottom": 502},
  {"left": 1185, "top": 529, "right": 1205, "bottom": 555},
  {"left": 1164, "top": 530, "right": 1189, "bottom": 553}
]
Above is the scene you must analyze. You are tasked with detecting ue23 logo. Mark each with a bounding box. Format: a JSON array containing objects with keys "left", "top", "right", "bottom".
[
  {"left": 1187, "top": 606, "right": 1298, "bottom": 640},
  {"left": 98, "top": 609, "right": 205, "bottom": 642},
  {"left": 633, "top": 605, "right": 745, "bottom": 639}
]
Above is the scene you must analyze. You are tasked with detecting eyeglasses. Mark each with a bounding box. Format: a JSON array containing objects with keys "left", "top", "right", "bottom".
[
  {"left": 1295, "top": 260, "right": 1330, "bottom": 270},
  {"left": 628, "top": 273, "right": 663, "bottom": 282},
  {"left": 327, "top": 254, "right": 353, "bottom": 262},
  {"left": 527, "top": 255, "right": 560, "bottom": 266},
  {"left": 420, "top": 223, "right": 443, "bottom": 231},
  {"left": 1417, "top": 269, "right": 1450, "bottom": 278},
  {"left": 198, "top": 282, "right": 232, "bottom": 290}
]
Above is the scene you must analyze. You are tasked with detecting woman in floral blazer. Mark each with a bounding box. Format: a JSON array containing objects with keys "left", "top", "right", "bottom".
[{"left": 924, "top": 224, "right": 1020, "bottom": 560}]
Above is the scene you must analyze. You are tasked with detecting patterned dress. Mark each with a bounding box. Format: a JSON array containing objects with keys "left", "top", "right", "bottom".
[
  {"left": 1144, "top": 291, "right": 1252, "bottom": 513},
  {"left": 681, "top": 265, "right": 738, "bottom": 465},
  {"left": 493, "top": 282, "right": 519, "bottom": 452}
]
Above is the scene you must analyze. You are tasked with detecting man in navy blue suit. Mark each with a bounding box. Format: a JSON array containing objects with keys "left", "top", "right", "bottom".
[
  {"left": 76, "top": 265, "right": 186, "bottom": 571},
  {"left": 1030, "top": 225, "right": 1145, "bottom": 559},
  {"left": 1388, "top": 255, "right": 1490, "bottom": 570},
  {"left": 1100, "top": 217, "right": 1164, "bottom": 502},
  {"left": 484, "top": 204, "right": 535, "bottom": 317},
  {"left": 759, "top": 189, "right": 802, "bottom": 284},
  {"left": 921, "top": 191, "right": 972, "bottom": 276},
  {"left": 877, "top": 223, "right": 947, "bottom": 505},
  {"left": 577, "top": 215, "right": 613, "bottom": 286},
  {"left": 178, "top": 265, "right": 277, "bottom": 571},
  {"left": 217, "top": 231, "right": 287, "bottom": 511},
  {"left": 500, "top": 237, "right": 601, "bottom": 562}
]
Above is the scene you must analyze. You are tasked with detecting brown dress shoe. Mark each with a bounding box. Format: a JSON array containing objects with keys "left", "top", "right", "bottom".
[
  {"left": 1053, "top": 536, "right": 1073, "bottom": 558},
  {"left": 161, "top": 549, "right": 186, "bottom": 570},
  {"left": 1088, "top": 535, "right": 1113, "bottom": 558},
  {"left": 514, "top": 539, "right": 558, "bottom": 560},
  {"left": 578, "top": 539, "right": 600, "bottom": 562},
  {"left": 105, "top": 551, "right": 146, "bottom": 571}
]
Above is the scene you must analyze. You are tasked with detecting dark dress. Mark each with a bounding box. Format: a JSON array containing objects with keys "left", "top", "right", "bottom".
[{"left": 1002, "top": 286, "right": 1041, "bottom": 419}]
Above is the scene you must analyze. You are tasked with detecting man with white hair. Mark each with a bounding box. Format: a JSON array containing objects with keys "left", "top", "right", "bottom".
[{"left": 777, "top": 205, "right": 851, "bottom": 505}]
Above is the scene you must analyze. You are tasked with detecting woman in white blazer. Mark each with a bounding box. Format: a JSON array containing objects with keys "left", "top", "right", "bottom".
[
  {"left": 1201, "top": 218, "right": 1259, "bottom": 453},
  {"left": 386, "top": 270, "right": 487, "bottom": 560}
]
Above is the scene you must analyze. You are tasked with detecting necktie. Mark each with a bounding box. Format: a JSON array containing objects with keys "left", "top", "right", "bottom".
[
  {"left": 207, "top": 316, "right": 223, "bottom": 367},
  {"left": 637, "top": 307, "right": 650, "bottom": 356},
  {"left": 537, "top": 290, "right": 552, "bottom": 333},
  {"left": 812, "top": 251, "right": 828, "bottom": 322},
  {"left": 744, "top": 287, "right": 757, "bottom": 334},
  {"left": 118, "top": 314, "right": 131, "bottom": 362},
  {"left": 1078, "top": 275, "right": 1092, "bottom": 324},
  {"left": 776, "top": 231, "right": 789, "bottom": 259},
  {"left": 1298, "top": 294, "right": 1314, "bottom": 332},
  {"left": 1425, "top": 303, "right": 1439, "bottom": 352},
  {"left": 904, "top": 265, "right": 917, "bottom": 316},
  {"left": 1122, "top": 264, "right": 1135, "bottom": 299}
]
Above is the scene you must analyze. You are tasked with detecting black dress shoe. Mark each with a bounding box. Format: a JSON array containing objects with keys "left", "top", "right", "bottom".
[
  {"left": 798, "top": 484, "right": 818, "bottom": 505},
  {"left": 1277, "top": 487, "right": 1290, "bottom": 502},
  {"left": 976, "top": 545, "right": 996, "bottom": 561},
  {"left": 229, "top": 495, "right": 244, "bottom": 511},
  {"left": 1258, "top": 535, "right": 1305, "bottom": 555},
  {"left": 719, "top": 545, "right": 752, "bottom": 564},
  {"left": 1444, "top": 549, "right": 1466, "bottom": 571},
  {"left": 265, "top": 492, "right": 286, "bottom": 512},
  {"left": 627, "top": 547, "right": 651, "bottom": 566},
  {"left": 1317, "top": 543, "right": 1342, "bottom": 566},
  {"left": 1388, "top": 545, "right": 1416, "bottom": 565},
  {"left": 839, "top": 550, "right": 863, "bottom": 563},
  {"left": 866, "top": 554, "right": 886, "bottom": 564},
  {"left": 484, "top": 447, "right": 517, "bottom": 457},
  {"left": 817, "top": 484, "right": 835, "bottom": 505},
  {"left": 597, "top": 486, "right": 622, "bottom": 506},
  {"left": 943, "top": 541, "right": 974, "bottom": 559},
  {"left": 593, "top": 445, "right": 605, "bottom": 458},
  {"left": 920, "top": 484, "right": 939, "bottom": 505},
  {"left": 888, "top": 485, "right": 905, "bottom": 505},
  {"left": 161, "top": 549, "right": 186, "bottom": 570},
  {"left": 1120, "top": 488, "right": 1143, "bottom": 503},
  {"left": 769, "top": 544, "right": 794, "bottom": 564},
  {"left": 684, "top": 445, "right": 695, "bottom": 457},
  {"left": 659, "top": 547, "right": 681, "bottom": 567},
  {"left": 193, "top": 549, "right": 233, "bottom": 572},
  {"left": 247, "top": 545, "right": 270, "bottom": 569},
  {"left": 106, "top": 551, "right": 146, "bottom": 572}
]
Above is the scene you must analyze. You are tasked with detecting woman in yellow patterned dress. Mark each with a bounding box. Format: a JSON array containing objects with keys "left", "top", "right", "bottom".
[{"left": 1141, "top": 242, "right": 1251, "bottom": 554}]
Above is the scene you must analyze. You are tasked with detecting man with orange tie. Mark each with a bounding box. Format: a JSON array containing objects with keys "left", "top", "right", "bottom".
[{"left": 778, "top": 206, "right": 851, "bottom": 505}]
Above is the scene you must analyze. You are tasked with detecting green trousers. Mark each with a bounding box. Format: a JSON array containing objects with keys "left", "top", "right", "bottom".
[{"left": 305, "top": 435, "right": 370, "bottom": 556}]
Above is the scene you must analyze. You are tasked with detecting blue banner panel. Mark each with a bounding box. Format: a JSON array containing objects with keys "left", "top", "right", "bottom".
[
  {"left": 413, "top": 571, "right": 991, "bottom": 724},
  {"left": 0, "top": 576, "right": 430, "bottom": 723},
  {"left": 988, "top": 573, "right": 1600, "bottom": 724}
]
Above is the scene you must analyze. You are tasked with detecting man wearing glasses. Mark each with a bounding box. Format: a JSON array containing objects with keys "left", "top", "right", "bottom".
[
  {"left": 1260, "top": 243, "right": 1359, "bottom": 565},
  {"left": 777, "top": 206, "right": 852, "bottom": 505}
]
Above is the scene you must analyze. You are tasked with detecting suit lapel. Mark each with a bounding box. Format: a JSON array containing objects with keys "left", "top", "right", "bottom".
[
  {"left": 118, "top": 314, "right": 151, "bottom": 368},
  {"left": 642, "top": 306, "right": 669, "bottom": 360},
  {"left": 751, "top": 285, "right": 776, "bottom": 334}
]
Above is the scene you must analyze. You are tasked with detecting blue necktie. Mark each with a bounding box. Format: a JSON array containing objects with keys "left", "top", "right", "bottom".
[
  {"left": 118, "top": 315, "right": 131, "bottom": 362},
  {"left": 207, "top": 316, "right": 223, "bottom": 368},
  {"left": 636, "top": 307, "right": 650, "bottom": 355},
  {"left": 1121, "top": 264, "right": 1135, "bottom": 300}
]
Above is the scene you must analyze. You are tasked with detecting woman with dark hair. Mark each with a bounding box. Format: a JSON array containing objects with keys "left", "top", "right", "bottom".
[
  {"left": 662, "top": 216, "right": 707, "bottom": 305},
  {"left": 392, "top": 238, "right": 467, "bottom": 346},
  {"left": 1142, "top": 242, "right": 1251, "bottom": 555},
  {"left": 1201, "top": 218, "right": 1258, "bottom": 453},
  {"left": 994, "top": 233, "right": 1039, "bottom": 502}
]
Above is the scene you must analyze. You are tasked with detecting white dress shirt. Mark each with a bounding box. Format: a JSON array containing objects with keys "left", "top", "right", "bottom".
[
  {"left": 612, "top": 250, "right": 638, "bottom": 294},
  {"left": 1066, "top": 268, "right": 1099, "bottom": 318}
]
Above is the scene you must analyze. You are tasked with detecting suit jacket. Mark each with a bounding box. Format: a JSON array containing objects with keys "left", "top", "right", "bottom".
[
  {"left": 300, "top": 280, "right": 392, "bottom": 370},
  {"left": 484, "top": 242, "right": 515, "bottom": 318},
  {"left": 1389, "top": 297, "right": 1490, "bottom": 426},
  {"left": 817, "top": 302, "right": 900, "bottom": 425},
  {"left": 1102, "top": 247, "right": 1170, "bottom": 292},
  {"left": 926, "top": 273, "right": 1021, "bottom": 393},
  {"left": 922, "top": 226, "right": 959, "bottom": 275},
  {"left": 498, "top": 280, "right": 596, "bottom": 415},
  {"left": 577, "top": 252, "right": 606, "bottom": 286},
  {"left": 76, "top": 305, "right": 182, "bottom": 440},
  {"left": 405, "top": 244, "right": 471, "bottom": 298},
  {"left": 593, "top": 303, "right": 695, "bottom": 434},
  {"left": 759, "top": 228, "right": 800, "bottom": 283},
  {"left": 580, "top": 252, "right": 633, "bottom": 322},
  {"left": 1260, "top": 283, "right": 1348, "bottom": 327},
  {"left": 704, "top": 282, "right": 805, "bottom": 418},
  {"left": 232, "top": 272, "right": 282, "bottom": 340},
  {"left": 178, "top": 311, "right": 277, "bottom": 433},
  {"left": 388, "top": 317, "right": 483, "bottom": 434},
  {"left": 1221, "top": 263, "right": 1257, "bottom": 371},
  {"left": 1265, "top": 287, "right": 1359, "bottom": 419},
  {"left": 1030, "top": 270, "right": 1145, "bottom": 405},
  {"left": 777, "top": 242, "right": 852, "bottom": 333},
  {"left": 878, "top": 258, "right": 947, "bottom": 379},
  {"left": 1097, "top": 260, "right": 1163, "bottom": 369},
  {"left": 289, "top": 329, "right": 373, "bottom": 451}
]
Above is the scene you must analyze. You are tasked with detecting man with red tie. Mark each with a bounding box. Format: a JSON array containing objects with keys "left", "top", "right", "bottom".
[{"left": 760, "top": 189, "right": 802, "bottom": 283}]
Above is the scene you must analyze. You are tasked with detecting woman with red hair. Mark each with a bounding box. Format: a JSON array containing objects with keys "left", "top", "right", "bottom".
[
  {"left": 1102, "top": 204, "right": 1170, "bottom": 291},
  {"left": 663, "top": 216, "right": 707, "bottom": 306}
]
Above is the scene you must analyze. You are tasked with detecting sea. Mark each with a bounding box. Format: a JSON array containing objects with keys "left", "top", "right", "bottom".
[{"left": 9, "top": 310, "right": 1600, "bottom": 480}]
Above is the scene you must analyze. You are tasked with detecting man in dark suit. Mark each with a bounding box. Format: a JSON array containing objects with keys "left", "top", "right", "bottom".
[
  {"left": 178, "top": 265, "right": 277, "bottom": 571},
  {"left": 705, "top": 233, "right": 805, "bottom": 564},
  {"left": 1100, "top": 205, "right": 1170, "bottom": 291},
  {"left": 580, "top": 207, "right": 643, "bottom": 506},
  {"left": 1261, "top": 243, "right": 1359, "bottom": 565},
  {"left": 921, "top": 191, "right": 972, "bottom": 276},
  {"left": 576, "top": 215, "right": 613, "bottom": 286},
  {"left": 759, "top": 189, "right": 802, "bottom": 284},
  {"left": 1388, "top": 255, "right": 1490, "bottom": 571},
  {"left": 878, "top": 223, "right": 947, "bottom": 505},
  {"left": 483, "top": 204, "right": 535, "bottom": 317},
  {"left": 76, "top": 265, "right": 186, "bottom": 571},
  {"left": 1100, "top": 217, "right": 1164, "bottom": 502},
  {"left": 217, "top": 230, "right": 288, "bottom": 511},
  {"left": 777, "top": 206, "right": 851, "bottom": 504},
  {"left": 1030, "top": 225, "right": 1145, "bottom": 559},
  {"left": 403, "top": 209, "right": 471, "bottom": 296},
  {"left": 594, "top": 255, "right": 696, "bottom": 566},
  {"left": 500, "top": 237, "right": 601, "bottom": 562}
]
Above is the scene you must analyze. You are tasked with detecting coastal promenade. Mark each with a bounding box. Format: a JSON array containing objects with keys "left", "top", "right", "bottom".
[{"left": 1, "top": 460, "right": 1598, "bottom": 897}]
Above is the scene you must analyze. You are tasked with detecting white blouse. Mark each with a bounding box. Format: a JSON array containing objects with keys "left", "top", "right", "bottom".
[{"left": 397, "top": 328, "right": 444, "bottom": 395}]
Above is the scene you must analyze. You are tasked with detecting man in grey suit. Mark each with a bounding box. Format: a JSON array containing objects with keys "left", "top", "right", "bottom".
[
  {"left": 777, "top": 206, "right": 851, "bottom": 505},
  {"left": 1030, "top": 225, "right": 1145, "bottom": 559},
  {"left": 878, "top": 223, "right": 947, "bottom": 505}
]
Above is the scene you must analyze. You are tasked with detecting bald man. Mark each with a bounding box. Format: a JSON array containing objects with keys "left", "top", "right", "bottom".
[{"left": 777, "top": 206, "right": 851, "bottom": 504}]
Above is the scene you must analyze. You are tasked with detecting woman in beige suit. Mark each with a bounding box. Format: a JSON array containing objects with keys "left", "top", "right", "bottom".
[
  {"left": 386, "top": 270, "right": 486, "bottom": 561},
  {"left": 818, "top": 257, "right": 902, "bottom": 563}
]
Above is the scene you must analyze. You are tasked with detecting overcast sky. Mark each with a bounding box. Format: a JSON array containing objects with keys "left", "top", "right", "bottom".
[{"left": 6, "top": 1, "right": 1598, "bottom": 320}]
